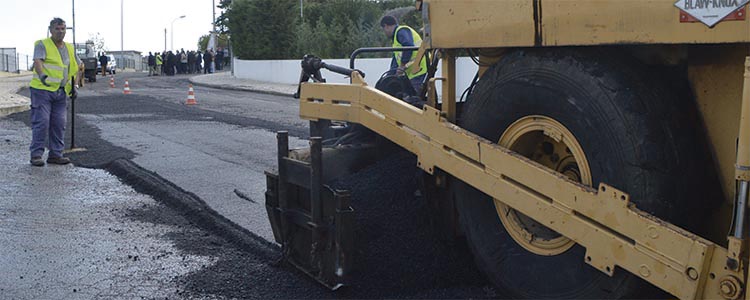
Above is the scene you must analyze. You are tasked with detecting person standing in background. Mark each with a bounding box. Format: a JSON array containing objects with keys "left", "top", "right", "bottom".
[
  {"left": 179, "top": 49, "right": 188, "bottom": 74},
  {"left": 147, "top": 52, "right": 155, "bottom": 76},
  {"left": 215, "top": 47, "right": 224, "bottom": 71},
  {"left": 187, "top": 51, "right": 195, "bottom": 74},
  {"left": 98, "top": 52, "right": 109, "bottom": 76},
  {"left": 154, "top": 52, "right": 162, "bottom": 76},
  {"left": 203, "top": 49, "right": 212, "bottom": 74},
  {"left": 195, "top": 50, "right": 202, "bottom": 74}
]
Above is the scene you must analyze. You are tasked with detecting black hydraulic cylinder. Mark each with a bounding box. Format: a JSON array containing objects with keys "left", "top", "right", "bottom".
[{"left": 323, "top": 62, "right": 364, "bottom": 78}]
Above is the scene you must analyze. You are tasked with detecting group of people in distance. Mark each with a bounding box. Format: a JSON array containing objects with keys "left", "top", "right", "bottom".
[{"left": 146, "top": 47, "right": 229, "bottom": 76}]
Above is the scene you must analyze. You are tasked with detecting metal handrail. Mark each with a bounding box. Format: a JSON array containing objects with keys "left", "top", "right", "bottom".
[{"left": 349, "top": 46, "right": 419, "bottom": 69}]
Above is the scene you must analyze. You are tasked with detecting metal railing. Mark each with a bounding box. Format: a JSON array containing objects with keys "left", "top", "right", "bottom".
[{"left": 0, "top": 49, "right": 31, "bottom": 73}]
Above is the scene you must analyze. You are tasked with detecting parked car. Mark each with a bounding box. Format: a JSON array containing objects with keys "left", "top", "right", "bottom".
[{"left": 97, "top": 54, "right": 117, "bottom": 75}]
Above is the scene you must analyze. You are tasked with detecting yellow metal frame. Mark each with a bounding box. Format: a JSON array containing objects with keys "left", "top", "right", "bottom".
[
  {"left": 292, "top": 1, "right": 750, "bottom": 298},
  {"left": 688, "top": 45, "right": 749, "bottom": 206},
  {"left": 299, "top": 73, "right": 745, "bottom": 299},
  {"left": 738, "top": 57, "right": 750, "bottom": 181}
]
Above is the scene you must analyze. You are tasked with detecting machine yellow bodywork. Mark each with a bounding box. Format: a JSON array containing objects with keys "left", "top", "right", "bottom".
[
  {"left": 294, "top": 0, "right": 750, "bottom": 298},
  {"left": 423, "top": 0, "right": 750, "bottom": 48}
]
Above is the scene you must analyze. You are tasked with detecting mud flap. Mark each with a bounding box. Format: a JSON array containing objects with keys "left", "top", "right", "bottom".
[{"left": 265, "top": 131, "right": 356, "bottom": 290}]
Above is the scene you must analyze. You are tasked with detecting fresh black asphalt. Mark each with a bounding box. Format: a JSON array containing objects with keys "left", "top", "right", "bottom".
[{"left": 11, "top": 73, "right": 494, "bottom": 298}]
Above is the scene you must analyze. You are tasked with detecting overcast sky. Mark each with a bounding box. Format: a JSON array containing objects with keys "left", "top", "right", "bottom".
[{"left": 0, "top": 0, "right": 219, "bottom": 57}]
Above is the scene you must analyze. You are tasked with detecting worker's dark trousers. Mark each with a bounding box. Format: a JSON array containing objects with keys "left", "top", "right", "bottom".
[{"left": 29, "top": 87, "right": 67, "bottom": 159}]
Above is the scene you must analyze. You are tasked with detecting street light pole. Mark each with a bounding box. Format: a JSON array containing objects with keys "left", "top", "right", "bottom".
[
  {"left": 170, "top": 15, "right": 186, "bottom": 51},
  {"left": 164, "top": 28, "right": 167, "bottom": 52}
]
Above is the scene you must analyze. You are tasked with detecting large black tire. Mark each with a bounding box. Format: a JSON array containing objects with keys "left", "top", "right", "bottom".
[
  {"left": 454, "top": 48, "right": 715, "bottom": 299},
  {"left": 87, "top": 70, "right": 97, "bottom": 83}
]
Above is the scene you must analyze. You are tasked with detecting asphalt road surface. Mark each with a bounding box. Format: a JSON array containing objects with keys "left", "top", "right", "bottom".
[
  {"left": 19, "top": 72, "right": 309, "bottom": 242},
  {"left": 10, "top": 72, "right": 494, "bottom": 298}
]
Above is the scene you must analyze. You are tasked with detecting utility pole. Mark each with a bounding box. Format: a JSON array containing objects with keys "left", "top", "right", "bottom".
[
  {"left": 120, "top": 0, "right": 124, "bottom": 70},
  {"left": 164, "top": 28, "right": 167, "bottom": 52},
  {"left": 209, "top": 0, "right": 217, "bottom": 55},
  {"left": 71, "top": 0, "right": 77, "bottom": 149},
  {"left": 71, "top": 0, "right": 76, "bottom": 47}
]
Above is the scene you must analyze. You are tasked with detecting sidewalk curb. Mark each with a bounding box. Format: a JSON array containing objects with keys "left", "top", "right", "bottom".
[
  {"left": 0, "top": 73, "right": 32, "bottom": 78},
  {"left": 0, "top": 87, "right": 30, "bottom": 117},
  {"left": 188, "top": 77, "right": 295, "bottom": 98},
  {"left": 0, "top": 104, "right": 29, "bottom": 117}
]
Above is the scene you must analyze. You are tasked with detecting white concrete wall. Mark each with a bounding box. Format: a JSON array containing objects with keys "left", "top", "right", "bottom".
[{"left": 233, "top": 57, "right": 479, "bottom": 99}]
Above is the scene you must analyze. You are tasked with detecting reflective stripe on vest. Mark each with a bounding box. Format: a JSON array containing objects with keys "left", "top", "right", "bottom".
[
  {"left": 32, "top": 73, "right": 62, "bottom": 83},
  {"left": 392, "top": 26, "right": 427, "bottom": 79},
  {"left": 29, "top": 38, "right": 78, "bottom": 94}
]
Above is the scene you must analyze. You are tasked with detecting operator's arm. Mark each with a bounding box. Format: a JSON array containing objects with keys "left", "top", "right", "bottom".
[
  {"left": 32, "top": 41, "right": 49, "bottom": 86},
  {"left": 33, "top": 59, "right": 45, "bottom": 77},
  {"left": 396, "top": 28, "right": 415, "bottom": 67}
]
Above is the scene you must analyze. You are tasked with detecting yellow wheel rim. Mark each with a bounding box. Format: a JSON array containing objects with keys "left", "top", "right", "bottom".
[{"left": 495, "top": 115, "right": 592, "bottom": 256}]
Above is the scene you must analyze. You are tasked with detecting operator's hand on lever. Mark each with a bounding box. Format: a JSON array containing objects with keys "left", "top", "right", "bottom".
[{"left": 396, "top": 66, "right": 406, "bottom": 76}]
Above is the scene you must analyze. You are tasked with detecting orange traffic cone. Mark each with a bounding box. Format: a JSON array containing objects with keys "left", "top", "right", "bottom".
[
  {"left": 109, "top": 76, "right": 115, "bottom": 88},
  {"left": 186, "top": 84, "right": 197, "bottom": 105},
  {"left": 123, "top": 80, "right": 131, "bottom": 94}
]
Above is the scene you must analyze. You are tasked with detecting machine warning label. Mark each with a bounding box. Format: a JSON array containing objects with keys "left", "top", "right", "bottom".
[{"left": 675, "top": 0, "right": 750, "bottom": 26}]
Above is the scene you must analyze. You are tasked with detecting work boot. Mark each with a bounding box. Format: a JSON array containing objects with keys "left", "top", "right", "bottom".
[
  {"left": 46, "top": 156, "right": 71, "bottom": 165},
  {"left": 30, "top": 156, "right": 44, "bottom": 167}
]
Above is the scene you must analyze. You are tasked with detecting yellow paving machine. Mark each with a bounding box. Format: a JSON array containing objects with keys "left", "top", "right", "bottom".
[{"left": 265, "top": 1, "right": 750, "bottom": 298}]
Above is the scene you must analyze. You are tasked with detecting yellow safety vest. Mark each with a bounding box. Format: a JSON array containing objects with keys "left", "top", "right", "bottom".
[
  {"left": 392, "top": 25, "right": 427, "bottom": 79},
  {"left": 29, "top": 38, "right": 78, "bottom": 94}
]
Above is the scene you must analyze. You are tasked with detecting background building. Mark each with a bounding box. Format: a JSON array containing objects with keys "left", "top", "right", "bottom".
[{"left": 107, "top": 50, "right": 146, "bottom": 71}]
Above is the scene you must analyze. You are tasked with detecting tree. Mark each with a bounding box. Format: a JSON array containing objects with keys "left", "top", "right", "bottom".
[
  {"left": 216, "top": 0, "right": 232, "bottom": 34},
  {"left": 198, "top": 33, "right": 230, "bottom": 52},
  {"left": 226, "top": 0, "right": 296, "bottom": 59},
  {"left": 293, "top": 20, "right": 318, "bottom": 57},
  {"left": 226, "top": 0, "right": 421, "bottom": 59},
  {"left": 87, "top": 32, "right": 107, "bottom": 55}
]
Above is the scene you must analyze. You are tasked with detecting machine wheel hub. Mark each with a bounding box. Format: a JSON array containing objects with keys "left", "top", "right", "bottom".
[{"left": 495, "top": 115, "right": 592, "bottom": 256}]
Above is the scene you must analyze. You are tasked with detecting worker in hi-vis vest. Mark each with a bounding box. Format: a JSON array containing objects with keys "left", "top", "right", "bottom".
[
  {"left": 380, "top": 15, "right": 428, "bottom": 94},
  {"left": 28, "top": 17, "right": 82, "bottom": 167}
]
